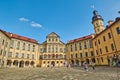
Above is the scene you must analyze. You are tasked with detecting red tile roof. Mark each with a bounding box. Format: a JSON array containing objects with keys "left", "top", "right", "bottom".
[
  {"left": 68, "top": 35, "right": 92, "bottom": 43},
  {"left": 6, "top": 32, "right": 38, "bottom": 44}
]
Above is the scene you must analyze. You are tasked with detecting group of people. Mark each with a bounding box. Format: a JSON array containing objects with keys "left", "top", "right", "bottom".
[{"left": 83, "top": 62, "right": 96, "bottom": 71}]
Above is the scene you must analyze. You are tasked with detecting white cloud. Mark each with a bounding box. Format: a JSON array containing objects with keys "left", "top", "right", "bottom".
[
  {"left": 30, "top": 21, "right": 42, "bottom": 28},
  {"left": 19, "top": 17, "right": 29, "bottom": 22}
]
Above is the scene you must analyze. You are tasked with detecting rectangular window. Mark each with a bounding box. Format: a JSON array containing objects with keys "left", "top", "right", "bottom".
[
  {"left": 28, "top": 44, "right": 30, "bottom": 51},
  {"left": 32, "top": 54, "right": 34, "bottom": 59},
  {"left": 103, "top": 36, "right": 106, "bottom": 41},
  {"left": 64, "top": 48, "right": 66, "bottom": 53},
  {"left": 27, "top": 54, "right": 29, "bottom": 59},
  {"left": 85, "top": 52, "right": 88, "bottom": 57},
  {"left": 79, "top": 43, "right": 82, "bottom": 50},
  {"left": 22, "top": 43, "right": 25, "bottom": 50},
  {"left": 43, "top": 48, "right": 46, "bottom": 52},
  {"left": 10, "top": 40, "right": 14, "bottom": 48},
  {"left": 22, "top": 53, "right": 24, "bottom": 58},
  {"left": 48, "top": 48, "right": 50, "bottom": 53},
  {"left": 101, "top": 57, "right": 104, "bottom": 62},
  {"left": 98, "top": 39, "right": 100, "bottom": 44},
  {"left": 89, "top": 40, "right": 93, "bottom": 48},
  {"left": 0, "top": 50, "right": 3, "bottom": 55},
  {"left": 75, "top": 43, "right": 77, "bottom": 51},
  {"left": 8, "top": 52, "right": 12, "bottom": 57},
  {"left": 75, "top": 53, "right": 78, "bottom": 58},
  {"left": 15, "top": 53, "right": 19, "bottom": 58},
  {"left": 71, "top": 54, "right": 73, "bottom": 58},
  {"left": 96, "top": 50, "right": 98, "bottom": 55},
  {"left": 91, "top": 51, "right": 94, "bottom": 56},
  {"left": 5, "top": 42, "right": 8, "bottom": 47},
  {"left": 111, "top": 43, "right": 114, "bottom": 51},
  {"left": 60, "top": 48, "right": 63, "bottom": 52},
  {"left": 80, "top": 53, "right": 82, "bottom": 58},
  {"left": 116, "top": 27, "right": 120, "bottom": 34},
  {"left": 33, "top": 45, "right": 35, "bottom": 52},
  {"left": 84, "top": 41, "right": 87, "bottom": 49},
  {"left": 2, "top": 40, "right": 4, "bottom": 45},
  {"left": 105, "top": 46, "right": 108, "bottom": 52},
  {"left": 16, "top": 41, "right": 20, "bottom": 50},
  {"left": 108, "top": 32, "right": 111, "bottom": 39},
  {"left": 100, "top": 48, "right": 102, "bottom": 54},
  {"left": 71, "top": 45, "right": 73, "bottom": 52}
]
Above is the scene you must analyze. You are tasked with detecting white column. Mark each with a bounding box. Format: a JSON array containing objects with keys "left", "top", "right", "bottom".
[
  {"left": 18, "top": 62, "right": 19, "bottom": 68},
  {"left": 24, "top": 62, "right": 25, "bottom": 68},
  {"left": 11, "top": 62, "right": 13, "bottom": 67}
]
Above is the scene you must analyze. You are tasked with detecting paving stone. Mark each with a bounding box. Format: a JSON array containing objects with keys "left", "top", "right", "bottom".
[{"left": 0, "top": 67, "right": 120, "bottom": 80}]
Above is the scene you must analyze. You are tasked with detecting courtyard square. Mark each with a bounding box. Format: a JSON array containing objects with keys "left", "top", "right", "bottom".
[{"left": 0, "top": 67, "right": 120, "bottom": 80}]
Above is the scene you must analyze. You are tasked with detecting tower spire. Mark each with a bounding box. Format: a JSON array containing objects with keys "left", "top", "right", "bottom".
[{"left": 92, "top": 10, "right": 104, "bottom": 34}]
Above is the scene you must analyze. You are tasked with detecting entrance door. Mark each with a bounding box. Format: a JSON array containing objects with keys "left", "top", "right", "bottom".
[{"left": 51, "top": 61, "right": 55, "bottom": 67}]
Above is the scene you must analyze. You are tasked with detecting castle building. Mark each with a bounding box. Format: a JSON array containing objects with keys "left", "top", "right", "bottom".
[
  {"left": 92, "top": 12, "right": 120, "bottom": 66},
  {"left": 5, "top": 32, "right": 39, "bottom": 68},
  {"left": 0, "top": 30, "right": 10, "bottom": 67},
  {"left": 39, "top": 32, "right": 66, "bottom": 67},
  {"left": 0, "top": 10, "right": 120, "bottom": 67},
  {"left": 66, "top": 35, "right": 94, "bottom": 66}
]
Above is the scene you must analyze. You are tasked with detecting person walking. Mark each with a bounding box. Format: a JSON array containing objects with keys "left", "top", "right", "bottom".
[
  {"left": 91, "top": 62, "right": 95, "bottom": 70},
  {"left": 83, "top": 62, "right": 88, "bottom": 71}
]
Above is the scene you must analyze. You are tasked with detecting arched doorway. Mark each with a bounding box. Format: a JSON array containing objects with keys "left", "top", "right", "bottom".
[
  {"left": 51, "top": 61, "right": 55, "bottom": 67},
  {"left": 25, "top": 61, "right": 29, "bottom": 66},
  {"left": 76, "top": 60, "right": 79, "bottom": 66},
  {"left": 92, "top": 58, "right": 96, "bottom": 63},
  {"left": 19, "top": 60, "right": 24, "bottom": 68},
  {"left": 30, "top": 61, "right": 35, "bottom": 67},
  {"left": 7, "top": 60, "right": 12, "bottom": 67},
  {"left": 13, "top": 60, "right": 18, "bottom": 67},
  {"left": 81, "top": 61, "right": 84, "bottom": 66},
  {"left": 86, "top": 59, "right": 90, "bottom": 64},
  {"left": 71, "top": 60, "right": 74, "bottom": 66}
]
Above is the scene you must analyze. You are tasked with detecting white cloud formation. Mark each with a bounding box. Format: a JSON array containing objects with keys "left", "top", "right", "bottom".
[
  {"left": 19, "top": 17, "right": 29, "bottom": 22},
  {"left": 30, "top": 21, "right": 42, "bottom": 28}
]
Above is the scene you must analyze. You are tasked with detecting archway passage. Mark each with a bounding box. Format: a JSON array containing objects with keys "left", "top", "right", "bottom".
[
  {"left": 25, "top": 61, "right": 29, "bottom": 66},
  {"left": 71, "top": 60, "right": 74, "bottom": 66},
  {"left": 92, "top": 58, "right": 96, "bottom": 63},
  {"left": 76, "top": 60, "right": 79, "bottom": 66},
  {"left": 19, "top": 60, "right": 24, "bottom": 68},
  {"left": 51, "top": 61, "right": 55, "bottom": 67},
  {"left": 81, "top": 61, "right": 84, "bottom": 66},
  {"left": 7, "top": 60, "right": 12, "bottom": 67},
  {"left": 30, "top": 61, "right": 35, "bottom": 67},
  {"left": 13, "top": 60, "right": 18, "bottom": 67},
  {"left": 86, "top": 59, "right": 90, "bottom": 64}
]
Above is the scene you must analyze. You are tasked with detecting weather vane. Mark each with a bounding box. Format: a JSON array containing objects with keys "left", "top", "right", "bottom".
[{"left": 91, "top": 4, "right": 95, "bottom": 10}]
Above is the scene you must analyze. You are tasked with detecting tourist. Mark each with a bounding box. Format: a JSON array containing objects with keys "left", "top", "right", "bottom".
[{"left": 91, "top": 62, "right": 95, "bottom": 70}]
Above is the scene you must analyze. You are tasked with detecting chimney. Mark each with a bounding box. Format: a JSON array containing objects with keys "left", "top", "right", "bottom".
[{"left": 108, "top": 20, "right": 114, "bottom": 26}]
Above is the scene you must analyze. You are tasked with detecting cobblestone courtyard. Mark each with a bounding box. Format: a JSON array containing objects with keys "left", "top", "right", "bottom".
[{"left": 0, "top": 67, "right": 120, "bottom": 80}]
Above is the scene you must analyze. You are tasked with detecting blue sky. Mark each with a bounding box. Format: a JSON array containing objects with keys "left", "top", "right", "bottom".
[{"left": 0, "top": 0, "right": 120, "bottom": 43}]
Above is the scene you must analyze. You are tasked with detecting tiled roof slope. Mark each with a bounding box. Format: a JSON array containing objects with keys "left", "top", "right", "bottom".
[
  {"left": 6, "top": 32, "right": 38, "bottom": 44},
  {"left": 68, "top": 35, "right": 92, "bottom": 43}
]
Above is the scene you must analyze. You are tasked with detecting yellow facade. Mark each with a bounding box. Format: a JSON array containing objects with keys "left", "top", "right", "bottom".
[
  {"left": 39, "top": 32, "right": 66, "bottom": 67},
  {"left": 4, "top": 33, "right": 39, "bottom": 68},
  {"left": 66, "top": 35, "right": 94, "bottom": 66},
  {"left": 0, "top": 30, "right": 10, "bottom": 67},
  {"left": 0, "top": 10, "right": 120, "bottom": 68},
  {"left": 92, "top": 11, "right": 120, "bottom": 66}
]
